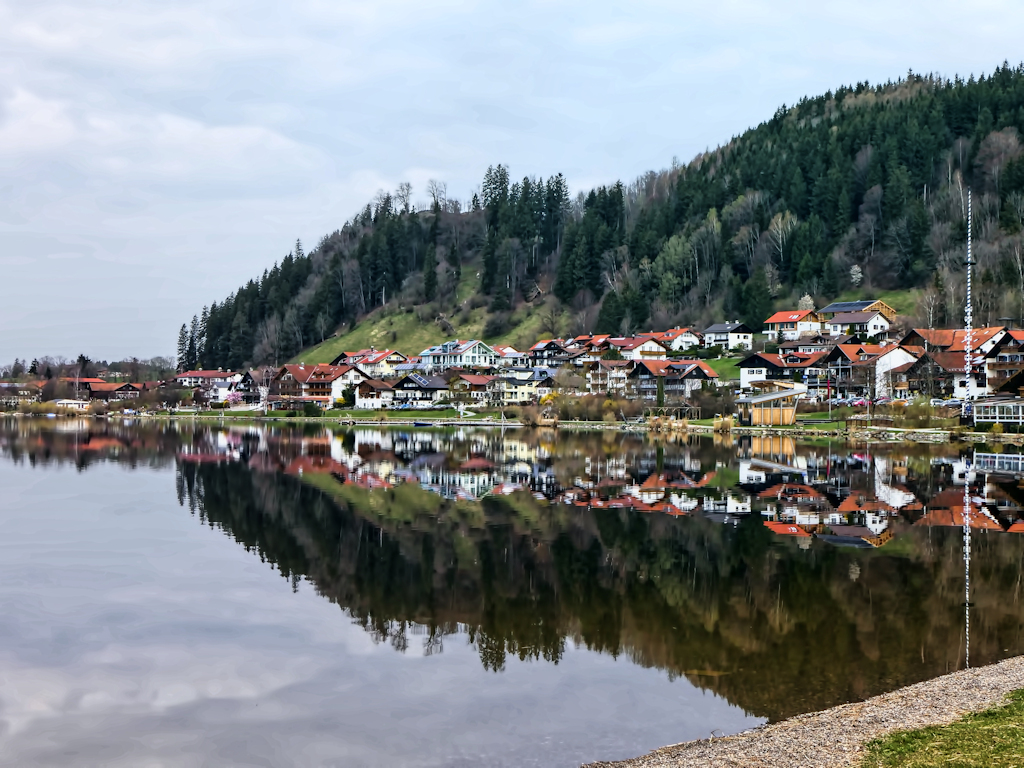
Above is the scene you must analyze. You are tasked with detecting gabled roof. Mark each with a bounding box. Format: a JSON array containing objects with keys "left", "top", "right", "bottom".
[
  {"left": 359, "top": 379, "right": 393, "bottom": 391},
  {"left": 739, "top": 352, "right": 825, "bottom": 370},
  {"left": 529, "top": 339, "right": 566, "bottom": 351},
  {"left": 765, "top": 310, "right": 817, "bottom": 325},
  {"left": 704, "top": 322, "right": 753, "bottom": 334},
  {"left": 492, "top": 345, "right": 524, "bottom": 357},
  {"left": 87, "top": 382, "right": 138, "bottom": 392},
  {"left": 819, "top": 300, "right": 878, "bottom": 314},
  {"left": 456, "top": 374, "right": 497, "bottom": 386},
  {"left": 421, "top": 339, "right": 493, "bottom": 356},
  {"left": 608, "top": 336, "right": 667, "bottom": 350},
  {"left": 902, "top": 327, "right": 1007, "bottom": 352},
  {"left": 395, "top": 373, "right": 449, "bottom": 389}
]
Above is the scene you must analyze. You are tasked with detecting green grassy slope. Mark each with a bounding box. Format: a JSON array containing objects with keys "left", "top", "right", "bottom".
[{"left": 292, "top": 266, "right": 558, "bottom": 363}]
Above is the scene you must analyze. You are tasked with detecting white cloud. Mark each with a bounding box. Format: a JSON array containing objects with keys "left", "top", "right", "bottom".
[{"left": 2, "top": 0, "right": 1024, "bottom": 359}]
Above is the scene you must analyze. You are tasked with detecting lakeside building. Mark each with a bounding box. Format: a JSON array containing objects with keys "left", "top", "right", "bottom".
[
  {"left": 763, "top": 311, "right": 823, "bottom": 341},
  {"left": 702, "top": 322, "right": 754, "bottom": 350}
]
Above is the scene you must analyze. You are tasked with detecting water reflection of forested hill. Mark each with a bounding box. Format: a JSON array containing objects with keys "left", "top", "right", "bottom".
[{"left": 5, "top": 419, "right": 1024, "bottom": 722}]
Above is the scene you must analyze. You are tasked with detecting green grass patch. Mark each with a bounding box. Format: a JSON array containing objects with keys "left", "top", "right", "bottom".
[
  {"left": 290, "top": 264, "right": 549, "bottom": 364},
  {"left": 705, "top": 357, "right": 741, "bottom": 380},
  {"left": 861, "top": 689, "right": 1024, "bottom": 767}
]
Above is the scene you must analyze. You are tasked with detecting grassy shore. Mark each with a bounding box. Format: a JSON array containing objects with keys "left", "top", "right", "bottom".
[{"left": 861, "top": 690, "right": 1024, "bottom": 767}]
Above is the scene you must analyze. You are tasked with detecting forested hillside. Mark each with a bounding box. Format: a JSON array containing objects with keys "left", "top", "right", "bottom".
[{"left": 183, "top": 64, "right": 1024, "bottom": 370}]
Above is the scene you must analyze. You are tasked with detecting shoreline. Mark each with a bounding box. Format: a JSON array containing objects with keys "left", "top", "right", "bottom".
[
  {"left": 8, "top": 411, "right": 1024, "bottom": 443},
  {"left": 583, "top": 655, "right": 1024, "bottom": 768}
]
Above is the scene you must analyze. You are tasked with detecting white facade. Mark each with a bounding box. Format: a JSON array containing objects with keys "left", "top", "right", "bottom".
[
  {"left": 667, "top": 331, "right": 703, "bottom": 351},
  {"left": 420, "top": 340, "right": 498, "bottom": 371},
  {"left": 355, "top": 387, "right": 394, "bottom": 409},
  {"left": 873, "top": 347, "right": 918, "bottom": 397},
  {"left": 329, "top": 367, "right": 370, "bottom": 401},
  {"left": 615, "top": 338, "right": 669, "bottom": 361}
]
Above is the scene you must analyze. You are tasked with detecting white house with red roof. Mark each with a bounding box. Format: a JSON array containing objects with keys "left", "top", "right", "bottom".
[
  {"left": 763, "top": 310, "right": 823, "bottom": 341},
  {"left": 332, "top": 349, "right": 407, "bottom": 379},
  {"left": 639, "top": 327, "right": 703, "bottom": 351},
  {"left": 492, "top": 344, "right": 529, "bottom": 367},
  {"left": 608, "top": 337, "right": 669, "bottom": 361}
]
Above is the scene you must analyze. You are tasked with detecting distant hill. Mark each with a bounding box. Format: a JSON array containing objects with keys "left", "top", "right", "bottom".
[{"left": 180, "top": 63, "right": 1024, "bottom": 371}]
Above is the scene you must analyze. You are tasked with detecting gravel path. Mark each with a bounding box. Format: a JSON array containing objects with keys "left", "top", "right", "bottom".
[{"left": 584, "top": 656, "right": 1024, "bottom": 768}]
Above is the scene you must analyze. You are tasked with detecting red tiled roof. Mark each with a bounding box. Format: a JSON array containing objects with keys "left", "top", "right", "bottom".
[
  {"left": 765, "top": 310, "right": 816, "bottom": 325},
  {"left": 764, "top": 521, "right": 811, "bottom": 537}
]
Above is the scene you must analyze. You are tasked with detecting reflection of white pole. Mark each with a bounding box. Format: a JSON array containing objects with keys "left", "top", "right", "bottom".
[{"left": 964, "top": 189, "right": 973, "bottom": 669}]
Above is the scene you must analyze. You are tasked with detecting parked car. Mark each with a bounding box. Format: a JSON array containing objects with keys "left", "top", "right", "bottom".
[{"left": 930, "top": 398, "right": 946, "bottom": 407}]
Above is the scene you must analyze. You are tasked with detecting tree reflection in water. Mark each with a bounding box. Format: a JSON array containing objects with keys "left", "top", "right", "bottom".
[{"left": 3, "top": 418, "right": 1024, "bottom": 722}]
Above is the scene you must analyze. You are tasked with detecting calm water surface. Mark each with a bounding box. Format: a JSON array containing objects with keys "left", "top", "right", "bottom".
[{"left": 1, "top": 419, "right": 1023, "bottom": 767}]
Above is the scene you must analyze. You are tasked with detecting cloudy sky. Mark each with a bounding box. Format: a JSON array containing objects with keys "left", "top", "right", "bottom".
[{"left": 1, "top": 0, "right": 1021, "bottom": 363}]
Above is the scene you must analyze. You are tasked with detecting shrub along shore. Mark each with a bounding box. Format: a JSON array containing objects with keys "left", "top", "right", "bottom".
[{"left": 583, "top": 656, "right": 1024, "bottom": 768}]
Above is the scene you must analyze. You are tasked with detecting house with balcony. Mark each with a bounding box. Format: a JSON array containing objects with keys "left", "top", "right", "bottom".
[
  {"left": 332, "top": 349, "right": 407, "bottom": 379},
  {"left": 585, "top": 360, "right": 631, "bottom": 395},
  {"left": 826, "top": 311, "right": 890, "bottom": 339},
  {"left": 764, "top": 310, "right": 823, "bottom": 341},
  {"left": 450, "top": 374, "right": 499, "bottom": 404},
  {"left": 638, "top": 327, "right": 703, "bottom": 351},
  {"left": 528, "top": 339, "right": 571, "bottom": 366},
  {"left": 419, "top": 340, "right": 498, "bottom": 372},
  {"left": 607, "top": 336, "right": 669, "bottom": 361},
  {"left": 626, "top": 360, "right": 718, "bottom": 402},
  {"left": 392, "top": 373, "right": 450, "bottom": 404},
  {"left": 819, "top": 299, "right": 898, "bottom": 322},
  {"left": 702, "top": 322, "right": 754, "bottom": 350},
  {"left": 86, "top": 382, "right": 141, "bottom": 401},
  {"left": 355, "top": 380, "right": 394, "bottom": 410},
  {"left": 737, "top": 352, "right": 827, "bottom": 392},
  {"left": 492, "top": 345, "right": 529, "bottom": 367}
]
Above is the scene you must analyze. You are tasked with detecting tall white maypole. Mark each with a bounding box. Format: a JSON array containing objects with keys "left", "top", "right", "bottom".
[{"left": 963, "top": 188, "right": 974, "bottom": 668}]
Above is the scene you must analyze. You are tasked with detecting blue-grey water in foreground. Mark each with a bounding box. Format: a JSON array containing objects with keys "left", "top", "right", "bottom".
[
  {"left": 3, "top": 419, "right": 1024, "bottom": 767},
  {"left": 0, "top": 460, "right": 757, "bottom": 768}
]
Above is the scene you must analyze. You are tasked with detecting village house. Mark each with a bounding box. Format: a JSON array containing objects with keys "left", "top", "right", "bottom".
[
  {"left": 528, "top": 339, "right": 571, "bottom": 365},
  {"left": 737, "top": 352, "right": 826, "bottom": 392},
  {"left": 419, "top": 340, "right": 498, "bottom": 372},
  {"left": 702, "top": 322, "right": 754, "bottom": 350},
  {"left": 0, "top": 381, "right": 41, "bottom": 406},
  {"left": 86, "top": 382, "right": 141, "bottom": 401},
  {"left": 331, "top": 349, "right": 408, "bottom": 379},
  {"left": 607, "top": 336, "right": 669, "bottom": 361},
  {"left": 900, "top": 352, "right": 986, "bottom": 399},
  {"left": 392, "top": 373, "right": 450, "bottom": 405},
  {"left": 763, "top": 310, "right": 823, "bottom": 341},
  {"left": 585, "top": 360, "right": 631, "bottom": 395},
  {"left": 900, "top": 327, "right": 1009, "bottom": 357},
  {"left": 449, "top": 374, "right": 499, "bottom": 404},
  {"left": 983, "top": 331, "right": 1024, "bottom": 392},
  {"left": 625, "top": 360, "right": 718, "bottom": 402},
  {"left": 354, "top": 380, "right": 394, "bottom": 410},
  {"left": 175, "top": 370, "right": 241, "bottom": 389},
  {"left": 270, "top": 364, "right": 369, "bottom": 407},
  {"left": 826, "top": 311, "right": 890, "bottom": 339},
  {"left": 819, "top": 299, "right": 898, "bottom": 323},
  {"left": 492, "top": 345, "right": 529, "bottom": 367},
  {"left": 871, "top": 345, "right": 921, "bottom": 397},
  {"left": 638, "top": 327, "right": 703, "bottom": 351}
]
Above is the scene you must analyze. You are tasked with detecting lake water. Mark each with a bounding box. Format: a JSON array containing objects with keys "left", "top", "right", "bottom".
[{"left": 1, "top": 419, "right": 1023, "bottom": 767}]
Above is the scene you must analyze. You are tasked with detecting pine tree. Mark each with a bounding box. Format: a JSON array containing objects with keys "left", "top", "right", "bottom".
[
  {"left": 423, "top": 247, "right": 438, "bottom": 302},
  {"left": 188, "top": 315, "right": 199, "bottom": 371},
  {"left": 28, "top": 359, "right": 38, "bottom": 375},
  {"left": 177, "top": 324, "right": 189, "bottom": 372}
]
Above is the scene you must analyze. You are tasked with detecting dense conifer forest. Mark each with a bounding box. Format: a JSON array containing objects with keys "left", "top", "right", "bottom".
[{"left": 183, "top": 64, "right": 1024, "bottom": 370}]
